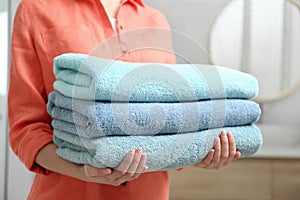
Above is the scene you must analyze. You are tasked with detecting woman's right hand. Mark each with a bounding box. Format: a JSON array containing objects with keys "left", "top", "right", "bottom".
[{"left": 79, "top": 148, "right": 148, "bottom": 186}]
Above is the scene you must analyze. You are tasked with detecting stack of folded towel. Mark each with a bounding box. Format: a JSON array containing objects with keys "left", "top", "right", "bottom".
[{"left": 47, "top": 53, "right": 263, "bottom": 171}]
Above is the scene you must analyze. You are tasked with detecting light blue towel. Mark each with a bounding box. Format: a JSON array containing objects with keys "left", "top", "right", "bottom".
[
  {"left": 53, "top": 125, "right": 263, "bottom": 171},
  {"left": 47, "top": 91, "right": 261, "bottom": 138},
  {"left": 53, "top": 53, "right": 259, "bottom": 102}
]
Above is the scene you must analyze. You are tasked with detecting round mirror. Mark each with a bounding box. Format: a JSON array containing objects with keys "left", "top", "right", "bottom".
[{"left": 209, "top": 0, "right": 300, "bottom": 103}]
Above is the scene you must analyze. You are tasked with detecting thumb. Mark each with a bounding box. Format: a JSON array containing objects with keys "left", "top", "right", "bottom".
[{"left": 84, "top": 165, "right": 112, "bottom": 178}]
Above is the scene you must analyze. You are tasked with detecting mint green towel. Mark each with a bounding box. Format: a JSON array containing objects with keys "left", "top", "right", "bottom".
[
  {"left": 53, "top": 53, "right": 259, "bottom": 102},
  {"left": 53, "top": 125, "right": 263, "bottom": 171}
]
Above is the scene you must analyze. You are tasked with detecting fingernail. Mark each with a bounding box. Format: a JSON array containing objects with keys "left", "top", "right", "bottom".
[
  {"left": 103, "top": 168, "right": 111, "bottom": 174},
  {"left": 214, "top": 138, "right": 219, "bottom": 146},
  {"left": 135, "top": 148, "right": 142, "bottom": 153},
  {"left": 129, "top": 149, "right": 135, "bottom": 153},
  {"left": 128, "top": 172, "right": 134, "bottom": 176},
  {"left": 222, "top": 131, "right": 227, "bottom": 137}
]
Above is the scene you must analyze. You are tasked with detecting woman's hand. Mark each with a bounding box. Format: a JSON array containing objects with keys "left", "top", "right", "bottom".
[
  {"left": 80, "top": 148, "right": 148, "bottom": 186},
  {"left": 192, "top": 131, "right": 241, "bottom": 169}
]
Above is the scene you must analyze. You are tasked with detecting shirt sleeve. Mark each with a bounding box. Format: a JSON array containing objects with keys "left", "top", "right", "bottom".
[{"left": 8, "top": 2, "right": 53, "bottom": 175}]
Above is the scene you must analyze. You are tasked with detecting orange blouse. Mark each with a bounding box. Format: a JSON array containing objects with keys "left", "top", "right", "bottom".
[{"left": 8, "top": 0, "right": 176, "bottom": 199}]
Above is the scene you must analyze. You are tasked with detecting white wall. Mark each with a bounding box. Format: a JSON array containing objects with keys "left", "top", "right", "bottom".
[
  {"left": 145, "top": 0, "right": 232, "bottom": 64},
  {"left": 3, "top": 0, "right": 35, "bottom": 199},
  {"left": 0, "top": 96, "right": 7, "bottom": 200},
  {"left": 209, "top": 0, "right": 300, "bottom": 101},
  {"left": 193, "top": 0, "right": 300, "bottom": 157},
  {"left": 0, "top": 3, "right": 8, "bottom": 199}
]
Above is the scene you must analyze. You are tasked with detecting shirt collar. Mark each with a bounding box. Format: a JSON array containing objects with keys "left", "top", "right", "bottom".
[
  {"left": 126, "top": 0, "right": 144, "bottom": 7},
  {"left": 80, "top": 0, "right": 144, "bottom": 7}
]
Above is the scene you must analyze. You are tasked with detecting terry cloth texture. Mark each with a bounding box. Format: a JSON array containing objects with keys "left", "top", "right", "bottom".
[
  {"left": 47, "top": 91, "right": 261, "bottom": 138},
  {"left": 49, "top": 53, "right": 263, "bottom": 172},
  {"left": 53, "top": 53, "right": 259, "bottom": 102},
  {"left": 53, "top": 125, "right": 263, "bottom": 171}
]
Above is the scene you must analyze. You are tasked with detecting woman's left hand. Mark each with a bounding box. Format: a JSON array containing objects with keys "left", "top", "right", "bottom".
[{"left": 192, "top": 130, "right": 241, "bottom": 169}]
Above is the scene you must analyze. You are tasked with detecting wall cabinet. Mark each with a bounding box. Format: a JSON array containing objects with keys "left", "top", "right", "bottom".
[{"left": 170, "top": 158, "right": 300, "bottom": 200}]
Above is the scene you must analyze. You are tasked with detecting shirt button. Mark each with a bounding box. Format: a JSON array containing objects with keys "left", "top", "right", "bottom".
[
  {"left": 119, "top": 25, "right": 124, "bottom": 30},
  {"left": 122, "top": 49, "right": 128, "bottom": 54}
]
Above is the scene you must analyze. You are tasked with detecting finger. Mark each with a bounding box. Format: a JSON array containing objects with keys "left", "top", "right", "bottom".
[
  {"left": 128, "top": 173, "right": 141, "bottom": 182},
  {"left": 234, "top": 151, "right": 241, "bottom": 160},
  {"left": 223, "top": 131, "right": 237, "bottom": 165},
  {"left": 193, "top": 137, "right": 218, "bottom": 168},
  {"left": 127, "top": 165, "right": 148, "bottom": 181},
  {"left": 116, "top": 165, "right": 148, "bottom": 185},
  {"left": 220, "top": 131, "right": 229, "bottom": 160},
  {"left": 84, "top": 165, "right": 112, "bottom": 178},
  {"left": 135, "top": 153, "right": 147, "bottom": 174},
  {"left": 209, "top": 137, "right": 221, "bottom": 169},
  {"left": 127, "top": 148, "right": 142, "bottom": 175},
  {"left": 127, "top": 170, "right": 144, "bottom": 181},
  {"left": 193, "top": 149, "right": 214, "bottom": 168},
  {"left": 108, "top": 150, "right": 135, "bottom": 180},
  {"left": 116, "top": 149, "right": 135, "bottom": 173},
  {"left": 113, "top": 174, "right": 135, "bottom": 186},
  {"left": 215, "top": 131, "right": 229, "bottom": 168},
  {"left": 224, "top": 151, "right": 241, "bottom": 166}
]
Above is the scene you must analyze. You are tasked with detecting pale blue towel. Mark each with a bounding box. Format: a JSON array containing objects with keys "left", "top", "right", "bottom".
[
  {"left": 53, "top": 53, "right": 259, "bottom": 102},
  {"left": 53, "top": 125, "right": 263, "bottom": 171},
  {"left": 47, "top": 91, "right": 261, "bottom": 138}
]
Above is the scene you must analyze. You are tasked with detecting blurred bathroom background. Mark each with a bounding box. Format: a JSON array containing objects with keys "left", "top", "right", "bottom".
[{"left": 0, "top": 0, "right": 299, "bottom": 199}]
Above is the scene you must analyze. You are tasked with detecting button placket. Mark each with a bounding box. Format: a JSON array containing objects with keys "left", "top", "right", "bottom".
[
  {"left": 116, "top": 24, "right": 128, "bottom": 55},
  {"left": 116, "top": 8, "right": 131, "bottom": 56},
  {"left": 118, "top": 34, "right": 130, "bottom": 56},
  {"left": 122, "top": 48, "right": 128, "bottom": 54}
]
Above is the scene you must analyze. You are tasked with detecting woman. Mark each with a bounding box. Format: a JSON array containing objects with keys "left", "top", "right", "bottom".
[{"left": 8, "top": 0, "right": 240, "bottom": 199}]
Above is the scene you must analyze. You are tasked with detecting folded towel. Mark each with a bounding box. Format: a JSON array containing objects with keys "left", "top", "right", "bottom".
[
  {"left": 47, "top": 91, "right": 261, "bottom": 138},
  {"left": 54, "top": 136, "right": 90, "bottom": 153},
  {"left": 53, "top": 125, "right": 263, "bottom": 171},
  {"left": 53, "top": 53, "right": 259, "bottom": 102}
]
